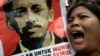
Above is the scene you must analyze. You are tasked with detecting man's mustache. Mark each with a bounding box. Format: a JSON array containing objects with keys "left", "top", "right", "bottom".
[{"left": 23, "top": 22, "right": 42, "bottom": 31}]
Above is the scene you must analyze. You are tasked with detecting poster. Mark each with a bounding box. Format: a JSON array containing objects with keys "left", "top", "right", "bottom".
[
  {"left": 12, "top": 42, "right": 71, "bottom": 56},
  {"left": 0, "top": 0, "right": 74, "bottom": 56}
]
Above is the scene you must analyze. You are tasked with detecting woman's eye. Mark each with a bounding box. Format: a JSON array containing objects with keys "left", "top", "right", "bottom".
[
  {"left": 80, "top": 15, "right": 89, "bottom": 19},
  {"left": 67, "top": 17, "right": 74, "bottom": 23}
]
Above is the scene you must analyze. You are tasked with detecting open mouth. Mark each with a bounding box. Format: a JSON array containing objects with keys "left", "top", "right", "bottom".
[{"left": 71, "top": 31, "right": 84, "bottom": 39}]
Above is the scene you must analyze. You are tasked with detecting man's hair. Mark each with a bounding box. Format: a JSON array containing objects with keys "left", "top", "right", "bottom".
[
  {"left": 46, "top": 0, "right": 52, "bottom": 10},
  {"left": 3, "top": 0, "right": 13, "bottom": 12},
  {"left": 3, "top": 0, "right": 52, "bottom": 12}
]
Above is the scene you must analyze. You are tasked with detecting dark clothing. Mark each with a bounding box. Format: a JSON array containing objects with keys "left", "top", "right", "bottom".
[{"left": 12, "top": 33, "right": 68, "bottom": 54}]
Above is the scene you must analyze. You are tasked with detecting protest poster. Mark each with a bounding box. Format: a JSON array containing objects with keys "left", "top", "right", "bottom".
[
  {"left": 12, "top": 42, "right": 72, "bottom": 56},
  {"left": 0, "top": 0, "right": 75, "bottom": 56}
]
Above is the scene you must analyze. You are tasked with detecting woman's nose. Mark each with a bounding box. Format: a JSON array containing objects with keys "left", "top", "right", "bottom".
[{"left": 71, "top": 19, "right": 81, "bottom": 27}]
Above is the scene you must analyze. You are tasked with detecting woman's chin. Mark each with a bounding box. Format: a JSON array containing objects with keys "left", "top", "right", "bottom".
[{"left": 73, "top": 44, "right": 87, "bottom": 52}]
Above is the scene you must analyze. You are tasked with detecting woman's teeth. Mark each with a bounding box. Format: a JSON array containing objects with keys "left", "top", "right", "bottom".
[{"left": 72, "top": 31, "right": 84, "bottom": 39}]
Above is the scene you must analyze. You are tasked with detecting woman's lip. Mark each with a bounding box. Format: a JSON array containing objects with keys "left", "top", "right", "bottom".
[
  {"left": 73, "top": 37, "right": 84, "bottom": 43},
  {"left": 69, "top": 30, "right": 85, "bottom": 44}
]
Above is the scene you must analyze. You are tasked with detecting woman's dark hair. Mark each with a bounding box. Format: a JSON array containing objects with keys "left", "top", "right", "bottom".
[{"left": 67, "top": 0, "right": 100, "bottom": 21}]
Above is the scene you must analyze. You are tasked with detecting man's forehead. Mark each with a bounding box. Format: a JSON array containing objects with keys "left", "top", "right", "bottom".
[{"left": 13, "top": 0, "right": 46, "bottom": 5}]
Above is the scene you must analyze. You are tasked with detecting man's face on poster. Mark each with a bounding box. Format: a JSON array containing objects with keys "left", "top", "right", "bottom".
[{"left": 12, "top": 0, "right": 54, "bottom": 40}]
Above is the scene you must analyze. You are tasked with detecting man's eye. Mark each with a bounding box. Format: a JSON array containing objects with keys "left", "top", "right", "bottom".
[
  {"left": 31, "top": 5, "right": 42, "bottom": 13},
  {"left": 14, "top": 10, "right": 23, "bottom": 17},
  {"left": 14, "top": 7, "right": 27, "bottom": 17},
  {"left": 33, "top": 8, "right": 41, "bottom": 13}
]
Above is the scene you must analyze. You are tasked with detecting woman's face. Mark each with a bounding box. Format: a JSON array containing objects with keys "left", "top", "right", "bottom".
[{"left": 67, "top": 6, "right": 100, "bottom": 52}]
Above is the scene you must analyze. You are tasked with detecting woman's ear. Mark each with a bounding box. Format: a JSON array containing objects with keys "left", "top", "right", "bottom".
[{"left": 48, "top": 9, "right": 54, "bottom": 22}]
